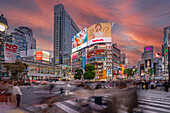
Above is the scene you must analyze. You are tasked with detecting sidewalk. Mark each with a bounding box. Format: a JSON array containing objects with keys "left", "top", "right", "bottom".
[{"left": 0, "top": 103, "right": 29, "bottom": 113}]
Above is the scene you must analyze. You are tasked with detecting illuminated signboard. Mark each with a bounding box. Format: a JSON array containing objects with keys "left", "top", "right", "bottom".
[
  {"left": 36, "top": 51, "right": 42, "bottom": 60},
  {"left": 87, "top": 23, "right": 111, "bottom": 46},
  {"left": 36, "top": 51, "right": 49, "bottom": 61},
  {"left": 145, "top": 47, "right": 151, "bottom": 51},
  {"left": 72, "top": 28, "right": 87, "bottom": 52},
  {"left": 155, "top": 52, "right": 161, "bottom": 58},
  {"left": 72, "top": 53, "right": 77, "bottom": 60},
  {"left": 42, "top": 51, "right": 50, "bottom": 61},
  {"left": 145, "top": 59, "right": 151, "bottom": 68}
]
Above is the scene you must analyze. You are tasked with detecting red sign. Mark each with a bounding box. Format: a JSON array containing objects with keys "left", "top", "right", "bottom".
[
  {"left": 155, "top": 52, "right": 161, "bottom": 58},
  {"left": 120, "top": 64, "right": 124, "bottom": 67},
  {"left": 95, "top": 49, "right": 105, "bottom": 53},
  {"left": 36, "top": 51, "right": 42, "bottom": 60},
  {"left": 92, "top": 39, "right": 104, "bottom": 42},
  {"left": 4, "top": 42, "right": 18, "bottom": 63}
]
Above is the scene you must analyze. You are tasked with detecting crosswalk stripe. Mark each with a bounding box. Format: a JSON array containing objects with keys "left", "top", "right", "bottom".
[
  {"left": 138, "top": 98, "right": 170, "bottom": 105},
  {"left": 54, "top": 102, "right": 79, "bottom": 113},
  {"left": 65, "top": 100, "right": 77, "bottom": 106},
  {"left": 138, "top": 105, "right": 170, "bottom": 113},
  {"left": 140, "top": 109, "right": 159, "bottom": 113},
  {"left": 138, "top": 101, "right": 170, "bottom": 109}
]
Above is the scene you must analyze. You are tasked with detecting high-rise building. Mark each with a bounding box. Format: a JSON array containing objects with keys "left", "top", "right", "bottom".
[
  {"left": 11, "top": 26, "right": 36, "bottom": 60},
  {"left": 11, "top": 28, "right": 26, "bottom": 59},
  {"left": 54, "top": 4, "right": 80, "bottom": 65}
]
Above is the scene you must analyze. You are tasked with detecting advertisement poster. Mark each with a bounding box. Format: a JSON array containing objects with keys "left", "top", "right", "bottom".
[
  {"left": 145, "top": 59, "right": 151, "bottom": 68},
  {"left": 42, "top": 51, "right": 50, "bottom": 61},
  {"left": 36, "top": 51, "right": 42, "bottom": 60},
  {"left": 72, "top": 53, "right": 77, "bottom": 60},
  {"left": 4, "top": 42, "right": 18, "bottom": 63},
  {"left": 72, "top": 28, "right": 87, "bottom": 52},
  {"left": 87, "top": 23, "right": 111, "bottom": 46},
  {"left": 82, "top": 50, "right": 86, "bottom": 69},
  {"left": 155, "top": 52, "right": 161, "bottom": 58}
]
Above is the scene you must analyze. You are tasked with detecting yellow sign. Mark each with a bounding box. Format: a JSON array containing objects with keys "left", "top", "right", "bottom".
[
  {"left": 87, "top": 23, "right": 111, "bottom": 41},
  {"left": 103, "top": 69, "right": 107, "bottom": 79}
]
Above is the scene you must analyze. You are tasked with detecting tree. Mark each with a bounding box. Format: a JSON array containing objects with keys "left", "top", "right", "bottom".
[
  {"left": 3, "top": 61, "right": 28, "bottom": 80},
  {"left": 83, "top": 64, "right": 95, "bottom": 80},
  {"left": 124, "top": 68, "right": 133, "bottom": 76},
  {"left": 74, "top": 68, "right": 83, "bottom": 80}
]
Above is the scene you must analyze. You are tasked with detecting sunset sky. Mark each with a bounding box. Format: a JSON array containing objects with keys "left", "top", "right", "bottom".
[{"left": 0, "top": 0, "right": 170, "bottom": 66}]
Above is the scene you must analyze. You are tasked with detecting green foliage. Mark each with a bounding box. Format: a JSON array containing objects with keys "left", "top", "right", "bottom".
[
  {"left": 83, "top": 64, "right": 95, "bottom": 80},
  {"left": 74, "top": 68, "right": 83, "bottom": 79},
  {"left": 85, "top": 64, "right": 95, "bottom": 72},
  {"left": 83, "top": 71, "right": 95, "bottom": 80},
  {"left": 124, "top": 68, "right": 133, "bottom": 76},
  {"left": 3, "top": 62, "right": 28, "bottom": 80}
]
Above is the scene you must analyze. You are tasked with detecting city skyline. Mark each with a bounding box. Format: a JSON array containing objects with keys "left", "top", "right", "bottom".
[{"left": 0, "top": 0, "right": 170, "bottom": 66}]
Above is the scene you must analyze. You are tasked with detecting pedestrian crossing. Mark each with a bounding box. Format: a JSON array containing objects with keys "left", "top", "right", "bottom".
[
  {"left": 133, "top": 90, "right": 170, "bottom": 113},
  {"left": 34, "top": 93, "right": 116, "bottom": 113}
]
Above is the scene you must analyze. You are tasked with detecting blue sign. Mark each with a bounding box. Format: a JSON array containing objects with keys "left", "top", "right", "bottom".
[{"left": 82, "top": 51, "right": 86, "bottom": 69}]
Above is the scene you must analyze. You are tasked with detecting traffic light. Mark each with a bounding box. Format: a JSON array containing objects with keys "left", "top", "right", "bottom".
[{"left": 4, "top": 73, "right": 7, "bottom": 77}]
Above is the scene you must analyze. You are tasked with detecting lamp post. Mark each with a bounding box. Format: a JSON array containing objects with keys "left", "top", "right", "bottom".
[{"left": 0, "top": 14, "right": 9, "bottom": 80}]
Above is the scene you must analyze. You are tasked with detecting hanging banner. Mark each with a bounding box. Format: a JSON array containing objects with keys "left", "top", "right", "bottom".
[{"left": 4, "top": 42, "right": 18, "bottom": 63}]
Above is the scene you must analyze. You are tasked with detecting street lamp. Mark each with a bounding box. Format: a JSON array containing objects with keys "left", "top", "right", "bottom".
[{"left": 0, "top": 14, "right": 9, "bottom": 80}]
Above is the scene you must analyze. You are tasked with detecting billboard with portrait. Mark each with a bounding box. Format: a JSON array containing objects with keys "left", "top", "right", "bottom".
[
  {"left": 145, "top": 59, "right": 151, "bottom": 68},
  {"left": 87, "top": 23, "right": 111, "bottom": 46},
  {"left": 72, "top": 28, "right": 87, "bottom": 53}
]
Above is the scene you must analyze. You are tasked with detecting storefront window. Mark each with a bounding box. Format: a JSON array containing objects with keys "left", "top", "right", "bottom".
[{"left": 41, "top": 66, "right": 44, "bottom": 74}]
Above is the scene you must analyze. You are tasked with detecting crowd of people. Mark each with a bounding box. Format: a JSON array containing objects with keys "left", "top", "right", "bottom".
[
  {"left": 0, "top": 80, "right": 22, "bottom": 107},
  {"left": 133, "top": 79, "right": 169, "bottom": 92}
]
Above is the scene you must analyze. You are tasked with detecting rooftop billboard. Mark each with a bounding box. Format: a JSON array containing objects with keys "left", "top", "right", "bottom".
[
  {"left": 72, "top": 28, "right": 87, "bottom": 53},
  {"left": 36, "top": 51, "right": 49, "bottom": 61},
  {"left": 155, "top": 52, "right": 161, "bottom": 58},
  {"left": 87, "top": 23, "right": 111, "bottom": 46}
]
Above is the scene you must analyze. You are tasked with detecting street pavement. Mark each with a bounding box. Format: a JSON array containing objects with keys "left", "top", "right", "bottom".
[
  {"left": 133, "top": 90, "right": 170, "bottom": 113},
  {"left": 0, "top": 103, "right": 29, "bottom": 113}
]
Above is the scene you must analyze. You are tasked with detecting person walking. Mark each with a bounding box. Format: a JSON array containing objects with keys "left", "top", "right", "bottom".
[
  {"left": 12, "top": 82, "right": 22, "bottom": 107},
  {"left": 163, "top": 80, "right": 169, "bottom": 92},
  {"left": 49, "top": 83, "right": 54, "bottom": 94}
]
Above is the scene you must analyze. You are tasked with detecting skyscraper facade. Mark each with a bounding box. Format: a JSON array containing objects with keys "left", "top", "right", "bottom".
[
  {"left": 54, "top": 4, "right": 80, "bottom": 65},
  {"left": 11, "top": 26, "right": 36, "bottom": 60}
]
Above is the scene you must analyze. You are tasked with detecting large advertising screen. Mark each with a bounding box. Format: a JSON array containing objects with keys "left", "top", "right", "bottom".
[
  {"left": 87, "top": 23, "right": 111, "bottom": 46},
  {"left": 72, "top": 28, "right": 87, "bottom": 53},
  {"left": 145, "top": 59, "right": 151, "bottom": 68}
]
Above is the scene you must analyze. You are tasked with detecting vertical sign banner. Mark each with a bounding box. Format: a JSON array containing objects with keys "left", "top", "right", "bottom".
[
  {"left": 82, "top": 50, "right": 86, "bottom": 69},
  {"left": 4, "top": 42, "right": 18, "bottom": 63}
]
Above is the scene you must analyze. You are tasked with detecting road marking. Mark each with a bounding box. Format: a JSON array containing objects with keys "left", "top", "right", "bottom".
[
  {"left": 138, "top": 99, "right": 170, "bottom": 105},
  {"left": 65, "top": 100, "right": 76, "bottom": 106},
  {"left": 139, "top": 105, "right": 170, "bottom": 113},
  {"left": 138, "top": 101, "right": 170, "bottom": 109},
  {"left": 54, "top": 102, "right": 79, "bottom": 113}
]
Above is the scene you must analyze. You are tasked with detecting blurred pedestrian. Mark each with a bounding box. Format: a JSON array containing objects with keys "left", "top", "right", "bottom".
[
  {"left": 4, "top": 81, "right": 13, "bottom": 103},
  {"left": 49, "top": 83, "right": 54, "bottom": 94},
  {"left": 12, "top": 82, "right": 22, "bottom": 107},
  {"left": 145, "top": 80, "right": 149, "bottom": 90},
  {"left": 163, "top": 80, "right": 169, "bottom": 92}
]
